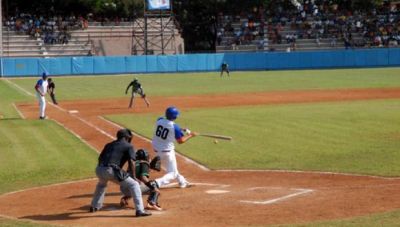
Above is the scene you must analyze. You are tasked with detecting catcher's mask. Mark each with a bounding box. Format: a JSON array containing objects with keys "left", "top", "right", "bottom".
[
  {"left": 136, "top": 149, "right": 149, "bottom": 161},
  {"left": 116, "top": 128, "right": 133, "bottom": 143}
]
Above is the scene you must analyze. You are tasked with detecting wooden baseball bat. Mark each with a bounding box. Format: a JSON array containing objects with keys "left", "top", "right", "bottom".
[{"left": 198, "top": 133, "right": 232, "bottom": 141}]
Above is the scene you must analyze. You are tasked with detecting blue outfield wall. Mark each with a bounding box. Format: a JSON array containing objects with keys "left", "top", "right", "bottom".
[{"left": 1, "top": 48, "right": 400, "bottom": 77}]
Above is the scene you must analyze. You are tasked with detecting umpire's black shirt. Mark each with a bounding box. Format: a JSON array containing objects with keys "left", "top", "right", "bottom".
[{"left": 98, "top": 139, "right": 136, "bottom": 167}]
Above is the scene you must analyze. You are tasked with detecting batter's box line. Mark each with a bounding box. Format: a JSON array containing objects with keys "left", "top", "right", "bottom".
[
  {"left": 240, "top": 188, "right": 314, "bottom": 205},
  {"left": 161, "top": 182, "right": 231, "bottom": 189}
]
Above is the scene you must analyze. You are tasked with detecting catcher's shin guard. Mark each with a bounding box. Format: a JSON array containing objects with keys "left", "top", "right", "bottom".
[{"left": 147, "top": 191, "right": 160, "bottom": 205}]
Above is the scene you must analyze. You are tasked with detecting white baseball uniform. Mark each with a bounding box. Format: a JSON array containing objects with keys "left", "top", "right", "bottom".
[
  {"left": 152, "top": 117, "right": 188, "bottom": 187},
  {"left": 35, "top": 78, "right": 48, "bottom": 118}
]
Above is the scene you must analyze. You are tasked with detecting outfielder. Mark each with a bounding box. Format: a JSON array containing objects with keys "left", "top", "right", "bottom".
[
  {"left": 152, "top": 106, "right": 197, "bottom": 188},
  {"left": 125, "top": 78, "right": 150, "bottom": 108},
  {"left": 120, "top": 149, "right": 162, "bottom": 211},
  {"left": 220, "top": 61, "right": 230, "bottom": 77},
  {"left": 34, "top": 72, "right": 49, "bottom": 119},
  {"left": 89, "top": 128, "right": 151, "bottom": 217}
]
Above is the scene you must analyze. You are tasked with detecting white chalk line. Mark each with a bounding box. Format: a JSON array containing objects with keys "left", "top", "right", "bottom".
[
  {"left": 99, "top": 116, "right": 210, "bottom": 172},
  {"left": 161, "top": 182, "right": 230, "bottom": 189},
  {"left": 216, "top": 169, "right": 400, "bottom": 180},
  {"left": 52, "top": 120, "right": 99, "bottom": 154},
  {"left": 12, "top": 103, "right": 25, "bottom": 119},
  {"left": 3, "top": 78, "right": 34, "bottom": 97},
  {"left": 240, "top": 188, "right": 314, "bottom": 205},
  {"left": 0, "top": 178, "right": 97, "bottom": 197}
]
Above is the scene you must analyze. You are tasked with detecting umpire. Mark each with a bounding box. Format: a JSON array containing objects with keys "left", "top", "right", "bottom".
[{"left": 90, "top": 128, "right": 151, "bottom": 217}]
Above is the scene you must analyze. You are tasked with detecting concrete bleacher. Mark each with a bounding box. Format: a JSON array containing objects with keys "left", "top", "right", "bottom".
[
  {"left": 1, "top": 17, "right": 182, "bottom": 58},
  {"left": 2, "top": 29, "right": 92, "bottom": 58}
]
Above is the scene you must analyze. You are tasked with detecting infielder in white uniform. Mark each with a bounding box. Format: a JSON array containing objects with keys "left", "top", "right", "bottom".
[
  {"left": 152, "top": 106, "right": 197, "bottom": 188},
  {"left": 34, "top": 72, "right": 49, "bottom": 120}
]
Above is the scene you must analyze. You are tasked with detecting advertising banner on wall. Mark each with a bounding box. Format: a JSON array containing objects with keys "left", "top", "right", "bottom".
[{"left": 147, "top": 0, "right": 171, "bottom": 10}]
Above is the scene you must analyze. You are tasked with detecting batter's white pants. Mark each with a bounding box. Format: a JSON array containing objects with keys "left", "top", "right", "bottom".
[
  {"left": 155, "top": 150, "right": 187, "bottom": 187},
  {"left": 36, "top": 93, "right": 46, "bottom": 118}
]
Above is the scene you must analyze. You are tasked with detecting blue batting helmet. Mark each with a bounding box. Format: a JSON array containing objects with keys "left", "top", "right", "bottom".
[
  {"left": 42, "top": 72, "right": 48, "bottom": 79},
  {"left": 165, "top": 106, "right": 179, "bottom": 120}
]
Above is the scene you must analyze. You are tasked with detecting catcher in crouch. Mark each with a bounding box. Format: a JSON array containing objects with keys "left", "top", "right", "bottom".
[
  {"left": 120, "top": 149, "right": 162, "bottom": 211},
  {"left": 125, "top": 77, "right": 150, "bottom": 108}
]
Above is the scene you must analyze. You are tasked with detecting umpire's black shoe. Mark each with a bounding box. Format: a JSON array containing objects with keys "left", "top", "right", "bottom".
[
  {"left": 89, "top": 207, "right": 99, "bottom": 213},
  {"left": 136, "top": 210, "right": 152, "bottom": 217}
]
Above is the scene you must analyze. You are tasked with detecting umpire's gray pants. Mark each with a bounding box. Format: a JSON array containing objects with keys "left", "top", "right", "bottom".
[{"left": 91, "top": 166, "right": 145, "bottom": 212}]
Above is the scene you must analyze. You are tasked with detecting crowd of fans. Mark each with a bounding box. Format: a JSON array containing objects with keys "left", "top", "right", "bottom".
[
  {"left": 3, "top": 11, "right": 128, "bottom": 46},
  {"left": 217, "top": 0, "right": 400, "bottom": 51},
  {"left": 3, "top": 13, "right": 88, "bottom": 45}
]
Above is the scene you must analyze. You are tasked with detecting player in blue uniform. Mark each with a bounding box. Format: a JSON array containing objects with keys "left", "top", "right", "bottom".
[
  {"left": 152, "top": 106, "right": 197, "bottom": 188},
  {"left": 34, "top": 72, "right": 49, "bottom": 119}
]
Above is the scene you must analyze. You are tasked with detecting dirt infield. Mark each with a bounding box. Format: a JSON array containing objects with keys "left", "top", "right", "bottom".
[{"left": 1, "top": 88, "right": 400, "bottom": 227}]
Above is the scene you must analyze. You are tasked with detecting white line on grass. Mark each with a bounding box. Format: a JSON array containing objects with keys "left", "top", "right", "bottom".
[
  {"left": 240, "top": 188, "right": 314, "bottom": 205},
  {"left": 2, "top": 78, "right": 34, "bottom": 97},
  {"left": 0, "top": 178, "right": 97, "bottom": 197},
  {"left": 52, "top": 120, "right": 99, "bottom": 154},
  {"left": 216, "top": 169, "right": 400, "bottom": 180},
  {"left": 12, "top": 103, "right": 25, "bottom": 119}
]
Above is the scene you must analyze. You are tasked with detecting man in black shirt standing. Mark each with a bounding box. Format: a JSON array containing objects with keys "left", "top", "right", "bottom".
[
  {"left": 47, "top": 78, "right": 58, "bottom": 105},
  {"left": 89, "top": 128, "right": 151, "bottom": 217}
]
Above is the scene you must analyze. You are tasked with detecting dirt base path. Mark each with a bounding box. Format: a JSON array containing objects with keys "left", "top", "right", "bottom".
[{"left": 1, "top": 88, "right": 400, "bottom": 227}]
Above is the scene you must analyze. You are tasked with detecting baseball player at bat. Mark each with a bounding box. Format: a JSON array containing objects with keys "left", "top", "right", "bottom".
[
  {"left": 120, "top": 149, "right": 162, "bottom": 211},
  {"left": 152, "top": 106, "right": 198, "bottom": 188},
  {"left": 125, "top": 77, "right": 150, "bottom": 108}
]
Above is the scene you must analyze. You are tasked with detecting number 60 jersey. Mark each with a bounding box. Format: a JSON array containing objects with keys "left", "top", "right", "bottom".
[{"left": 152, "top": 117, "right": 184, "bottom": 151}]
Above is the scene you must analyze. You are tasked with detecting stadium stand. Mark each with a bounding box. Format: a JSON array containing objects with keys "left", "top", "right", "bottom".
[
  {"left": 216, "top": 0, "right": 400, "bottom": 53},
  {"left": 2, "top": 15, "right": 183, "bottom": 57}
]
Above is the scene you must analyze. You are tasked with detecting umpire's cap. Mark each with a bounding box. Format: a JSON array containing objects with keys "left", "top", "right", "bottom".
[
  {"left": 165, "top": 106, "right": 179, "bottom": 120},
  {"left": 116, "top": 128, "right": 133, "bottom": 142}
]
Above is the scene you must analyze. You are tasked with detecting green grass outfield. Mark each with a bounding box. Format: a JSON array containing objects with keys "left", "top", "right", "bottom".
[
  {"left": 2, "top": 67, "right": 400, "bottom": 226},
  {"left": 9, "top": 67, "right": 400, "bottom": 100}
]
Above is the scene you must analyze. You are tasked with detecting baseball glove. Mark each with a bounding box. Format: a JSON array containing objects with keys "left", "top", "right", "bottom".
[{"left": 150, "top": 156, "right": 161, "bottom": 171}]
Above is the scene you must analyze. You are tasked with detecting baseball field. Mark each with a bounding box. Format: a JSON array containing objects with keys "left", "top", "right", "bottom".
[{"left": 1, "top": 67, "right": 400, "bottom": 226}]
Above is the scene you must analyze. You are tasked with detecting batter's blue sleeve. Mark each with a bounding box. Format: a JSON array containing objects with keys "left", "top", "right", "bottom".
[{"left": 174, "top": 124, "right": 184, "bottom": 140}]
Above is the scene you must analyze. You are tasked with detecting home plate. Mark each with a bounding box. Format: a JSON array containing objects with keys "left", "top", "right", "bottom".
[
  {"left": 68, "top": 110, "right": 79, "bottom": 114},
  {"left": 206, "top": 190, "right": 229, "bottom": 194}
]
